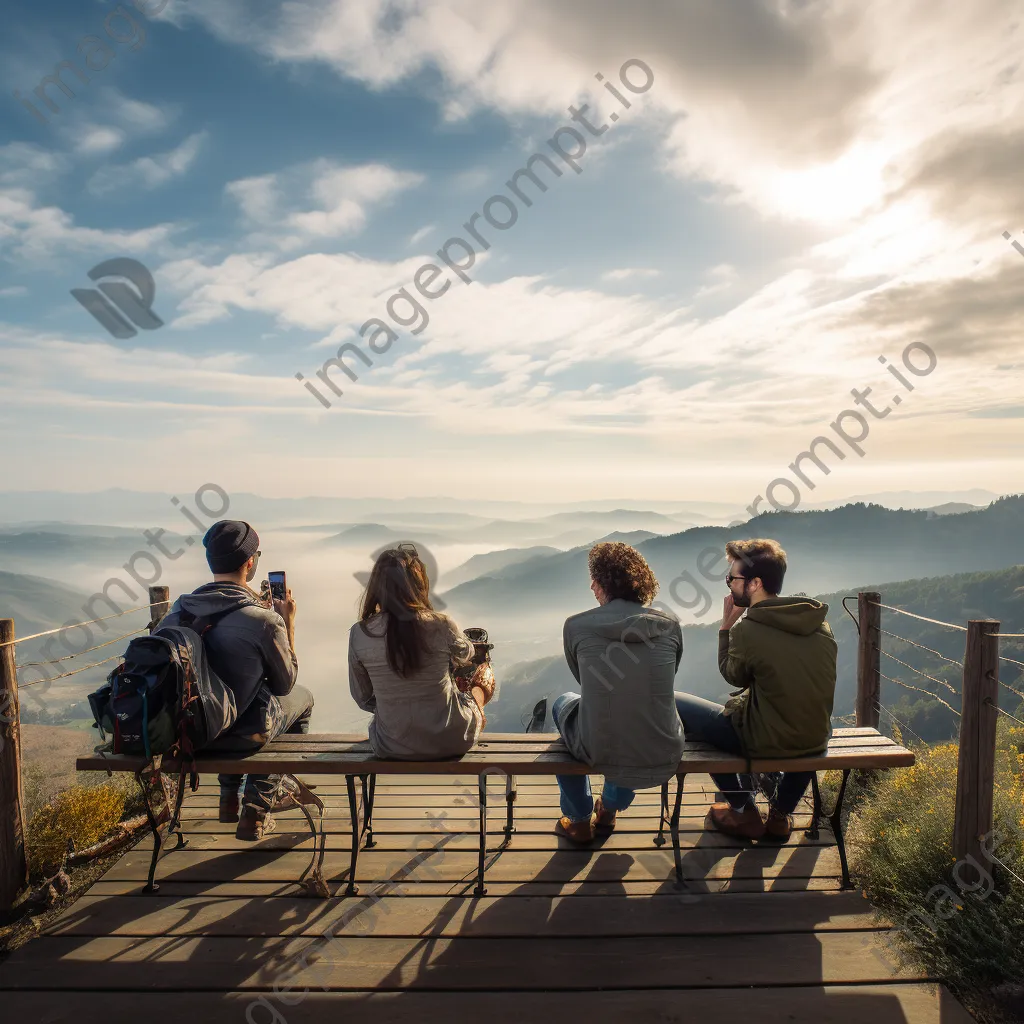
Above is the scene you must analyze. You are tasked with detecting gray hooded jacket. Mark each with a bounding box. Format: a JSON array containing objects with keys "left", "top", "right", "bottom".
[
  {"left": 561, "top": 599, "right": 684, "bottom": 789},
  {"left": 159, "top": 582, "right": 298, "bottom": 717}
]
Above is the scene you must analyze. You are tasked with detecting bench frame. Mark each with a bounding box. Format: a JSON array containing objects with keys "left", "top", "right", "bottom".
[{"left": 80, "top": 728, "right": 910, "bottom": 896}]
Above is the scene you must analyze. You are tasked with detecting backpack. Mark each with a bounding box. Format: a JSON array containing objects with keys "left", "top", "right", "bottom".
[{"left": 88, "top": 607, "right": 239, "bottom": 760}]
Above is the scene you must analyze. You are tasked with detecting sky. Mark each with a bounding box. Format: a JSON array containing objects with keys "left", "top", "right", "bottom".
[{"left": 1, "top": 0, "right": 1023, "bottom": 506}]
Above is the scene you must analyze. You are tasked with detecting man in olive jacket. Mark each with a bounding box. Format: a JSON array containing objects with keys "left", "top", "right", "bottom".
[{"left": 675, "top": 538, "right": 837, "bottom": 842}]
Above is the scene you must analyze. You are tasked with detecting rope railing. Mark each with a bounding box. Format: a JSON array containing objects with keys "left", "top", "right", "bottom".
[
  {"left": 878, "top": 648, "right": 960, "bottom": 696},
  {"left": 875, "top": 700, "right": 929, "bottom": 747},
  {"left": 868, "top": 600, "right": 968, "bottom": 631},
  {"left": 877, "top": 627, "right": 964, "bottom": 668},
  {"left": 879, "top": 669, "right": 962, "bottom": 718},
  {"left": 984, "top": 699, "right": 1024, "bottom": 729},
  {"left": 15, "top": 626, "right": 147, "bottom": 669},
  {"left": 0, "top": 604, "right": 152, "bottom": 649},
  {"left": 18, "top": 652, "right": 126, "bottom": 686}
]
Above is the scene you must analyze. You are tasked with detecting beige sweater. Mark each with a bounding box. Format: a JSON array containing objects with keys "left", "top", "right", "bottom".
[{"left": 348, "top": 611, "right": 483, "bottom": 759}]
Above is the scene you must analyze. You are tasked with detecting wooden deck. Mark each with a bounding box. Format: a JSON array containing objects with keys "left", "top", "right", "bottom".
[{"left": 0, "top": 775, "right": 974, "bottom": 1022}]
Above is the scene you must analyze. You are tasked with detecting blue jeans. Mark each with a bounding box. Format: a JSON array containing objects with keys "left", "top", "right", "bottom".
[
  {"left": 553, "top": 690, "right": 813, "bottom": 819},
  {"left": 675, "top": 691, "right": 813, "bottom": 816},
  {"left": 552, "top": 693, "right": 637, "bottom": 822}
]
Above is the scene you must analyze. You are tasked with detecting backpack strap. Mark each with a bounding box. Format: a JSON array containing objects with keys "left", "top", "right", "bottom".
[{"left": 176, "top": 603, "right": 243, "bottom": 637}]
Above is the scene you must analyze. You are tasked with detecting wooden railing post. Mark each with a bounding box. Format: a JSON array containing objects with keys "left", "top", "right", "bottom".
[
  {"left": 148, "top": 586, "right": 170, "bottom": 632},
  {"left": 953, "top": 619, "right": 999, "bottom": 874},
  {"left": 856, "top": 591, "right": 881, "bottom": 728},
  {"left": 0, "top": 618, "right": 29, "bottom": 910}
]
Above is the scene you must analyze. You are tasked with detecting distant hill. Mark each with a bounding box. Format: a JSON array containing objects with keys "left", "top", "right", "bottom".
[
  {"left": 0, "top": 570, "right": 91, "bottom": 637},
  {"left": 320, "top": 524, "right": 450, "bottom": 547},
  {"left": 0, "top": 529, "right": 192, "bottom": 575},
  {"left": 443, "top": 497, "right": 1024, "bottom": 635},
  {"left": 486, "top": 561, "right": 1024, "bottom": 737},
  {"left": 925, "top": 502, "right": 982, "bottom": 516},
  {"left": 442, "top": 546, "right": 560, "bottom": 589}
]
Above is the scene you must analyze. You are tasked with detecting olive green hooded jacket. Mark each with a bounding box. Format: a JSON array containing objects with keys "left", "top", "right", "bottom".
[{"left": 720, "top": 596, "right": 838, "bottom": 758}]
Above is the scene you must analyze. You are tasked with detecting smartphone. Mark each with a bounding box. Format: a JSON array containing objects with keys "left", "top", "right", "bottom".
[{"left": 268, "top": 570, "right": 287, "bottom": 602}]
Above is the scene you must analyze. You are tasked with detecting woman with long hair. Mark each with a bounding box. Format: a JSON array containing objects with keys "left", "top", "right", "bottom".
[{"left": 348, "top": 543, "right": 495, "bottom": 758}]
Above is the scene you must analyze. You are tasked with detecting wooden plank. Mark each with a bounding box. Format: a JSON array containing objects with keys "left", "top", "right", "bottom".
[
  {"left": 0, "top": 931, "right": 927, "bottom": 990},
  {"left": 76, "top": 744, "right": 914, "bottom": 775},
  {"left": 171, "top": 829, "right": 834, "bottom": 854},
  {"left": 83, "top": 875, "right": 849, "bottom": 897},
  {"left": 100, "top": 844, "right": 844, "bottom": 884},
  {"left": 47, "top": 890, "right": 883, "bottom": 938},
  {"left": 0, "top": 985, "right": 975, "bottom": 1024}
]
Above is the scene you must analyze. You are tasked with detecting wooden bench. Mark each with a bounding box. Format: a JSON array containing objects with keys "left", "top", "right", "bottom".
[{"left": 77, "top": 726, "right": 913, "bottom": 897}]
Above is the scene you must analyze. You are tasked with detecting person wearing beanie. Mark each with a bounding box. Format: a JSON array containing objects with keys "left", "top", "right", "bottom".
[{"left": 158, "top": 519, "right": 314, "bottom": 840}]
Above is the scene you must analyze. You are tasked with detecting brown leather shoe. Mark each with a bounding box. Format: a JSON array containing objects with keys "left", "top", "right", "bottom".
[
  {"left": 218, "top": 792, "right": 239, "bottom": 823},
  {"left": 555, "top": 814, "right": 597, "bottom": 844},
  {"left": 593, "top": 797, "right": 617, "bottom": 832},
  {"left": 236, "top": 806, "right": 277, "bottom": 841},
  {"left": 704, "top": 802, "right": 766, "bottom": 841},
  {"left": 764, "top": 807, "right": 794, "bottom": 842}
]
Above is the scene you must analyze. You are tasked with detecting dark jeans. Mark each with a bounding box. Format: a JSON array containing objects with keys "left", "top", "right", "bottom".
[
  {"left": 208, "top": 684, "right": 314, "bottom": 811},
  {"left": 552, "top": 689, "right": 813, "bottom": 819},
  {"left": 675, "top": 691, "right": 813, "bottom": 816}
]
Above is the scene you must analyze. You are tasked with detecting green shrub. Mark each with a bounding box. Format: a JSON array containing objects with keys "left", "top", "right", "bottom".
[
  {"left": 849, "top": 728, "right": 1024, "bottom": 1019},
  {"left": 27, "top": 781, "right": 128, "bottom": 877}
]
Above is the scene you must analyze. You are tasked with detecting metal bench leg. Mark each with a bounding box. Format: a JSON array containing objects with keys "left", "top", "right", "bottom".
[
  {"left": 136, "top": 770, "right": 164, "bottom": 894},
  {"left": 654, "top": 780, "right": 669, "bottom": 847},
  {"left": 503, "top": 773, "right": 516, "bottom": 839},
  {"left": 167, "top": 769, "right": 189, "bottom": 853},
  {"left": 474, "top": 773, "right": 488, "bottom": 897},
  {"left": 829, "top": 769, "right": 854, "bottom": 890},
  {"left": 361, "top": 773, "right": 377, "bottom": 849},
  {"left": 670, "top": 772, "right": 687, "bottom": 889},
  {"left": 808, "top": 772, "right": 822, "bottom": 841},
  {"left": 345, "top": 774, "right": 360, "bottom": 897}
]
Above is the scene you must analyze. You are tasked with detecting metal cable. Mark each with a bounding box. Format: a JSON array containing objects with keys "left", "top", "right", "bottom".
[
  {"left": 18, "top": 651, "right": 124, "bottom": 685},
  {"left": 15, "top": 626, "right": 147, "bottom": 668},
  {"left": 992, "top": 633, "right": 1024, "bottom": 638},
  {"left": 869, "top": 601, "right": 968, "bottom": 631},
  {"left": 841, "top": 595, "right": 861, "bottom": 634},
  {"left": 879, "top": 648, "right": 960, "bottom": 696},
  {"left": 874, "top": 700, "right": 928, "bottom": 747},
  {"left": 0, "top": 604, "right": 152, "bottom": 648},
  {"left": 984, "top": 699, "right": 1024, "bottom": 728},
  {"left": 877, "top": 628, "right": 964, "bottom": 667},
  {"left": 987, "top": 850, "right": 1024, "bottom": 888},
  {"left": 879, "top": 670, "right": 962, "bottom": 717}
]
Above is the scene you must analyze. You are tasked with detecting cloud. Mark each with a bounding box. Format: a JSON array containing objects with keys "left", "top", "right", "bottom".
[
  {"left": 0, "top": 286, "right": 27, "bottom": 297},
  {"left": 87, "top": 131, "right": 207, "bottom": 195},
  {"left": 409, "top": 224, "right": 435, "bottom": 246},
  {"left": 225, "top": 160, "right": 423, "bottom": 250},
  {"left": 72, "top": 124, "right": 126, "bottom": 156},
  {"left": 601, "top": 267, "right": 660, "bottom": 282}
]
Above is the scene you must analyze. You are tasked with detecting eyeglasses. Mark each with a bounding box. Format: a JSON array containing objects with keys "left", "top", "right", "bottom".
[{"left": 725, "top": 574, "right": 747, "bottom": 585}]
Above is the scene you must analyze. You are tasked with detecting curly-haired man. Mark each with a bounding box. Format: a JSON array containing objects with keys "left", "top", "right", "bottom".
[{"left": 553, "top": 542, "right": 684, "bottom": 843}]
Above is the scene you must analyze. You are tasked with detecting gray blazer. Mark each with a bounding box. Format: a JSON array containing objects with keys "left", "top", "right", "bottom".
[{"left": 561, "top": 599, "right": 684, "bottom": 789}]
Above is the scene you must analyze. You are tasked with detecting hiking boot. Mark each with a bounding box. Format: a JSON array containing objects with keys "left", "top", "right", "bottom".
[
  {"left": 218, "top": 792, "right": 240, "bottom": 823},
  {"left": 764, "top": 807, "right": 794, "bottom": 842},
  {"left": 235, "top": 776, "right": 302, "bottom": 841},
  {"left": 236, "top": 806, "right": 278, "bottom": 841},
  {"left": 593, "top": 797, "right": 617, "bottom": 832},
  {"left": 704, "top": 802, "right": 766, "bottom": 841},
  {"left": 555, "top": 814, "right": 597, "bottom": 844}
]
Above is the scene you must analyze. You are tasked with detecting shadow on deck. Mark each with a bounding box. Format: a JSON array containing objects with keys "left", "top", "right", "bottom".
[{"left": 0, "top": 776, "right": 974, "bottom": 1023}]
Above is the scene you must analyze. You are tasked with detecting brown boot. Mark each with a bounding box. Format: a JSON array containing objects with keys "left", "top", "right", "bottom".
[
  {"left": 593, "top": 797, "right": 617, "bottom": 832},
  {"left": 555, "top": 814, "right": 597, "bottom": 844},
  {"left": 236, "top": 805, "right": 277, "bottom": 841},
  {"left": 218, "top": 792, "right": 239, "bottom": 823},
  {"left": 704, "top": 802, "right": 766, "bottom": 841},
  {"left": 764, "top": 806, "right": 794, "bottom": 842},
  {"left": 235, "top": 776, "right": 302, "bottom": 841}
]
